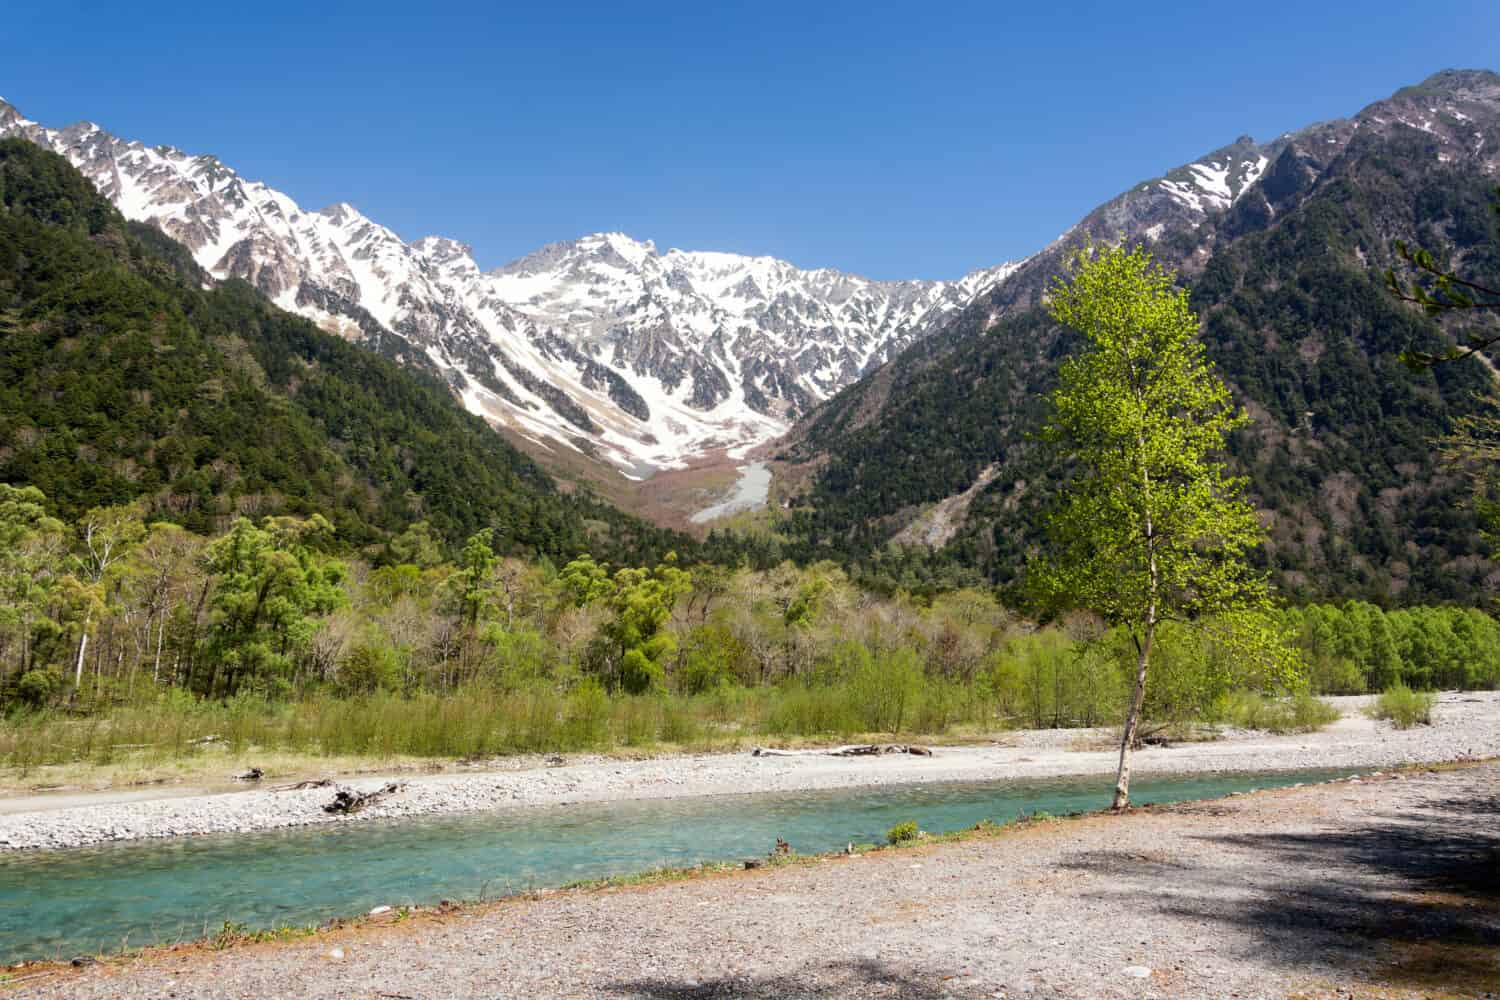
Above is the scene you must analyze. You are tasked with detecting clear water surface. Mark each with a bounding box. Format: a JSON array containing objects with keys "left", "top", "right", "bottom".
[{"left": 1, "top": 767, "right": 1355, "bottom": 963}]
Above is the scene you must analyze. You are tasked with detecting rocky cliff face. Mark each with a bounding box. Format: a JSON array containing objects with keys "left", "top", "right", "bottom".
[
  {"left": 773, "top": 70, "right": 1500, "bottom": 604},
  {"left": 979, "top": 69, "right": 1500, "bottom": 318},
  {"left": 0, "top": 100, "right": 1017, "bottom": 475}
]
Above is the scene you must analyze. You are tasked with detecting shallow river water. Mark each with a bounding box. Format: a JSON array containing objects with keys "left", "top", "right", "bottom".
[{"left": 1, "top": 767, "right": 1356, "bottom": 963}]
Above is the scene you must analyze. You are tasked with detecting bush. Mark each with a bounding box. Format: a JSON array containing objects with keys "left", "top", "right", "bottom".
[
  {"left": 337, "top": 637, "right": 406, "bottom": 695},
  {"left": 886, "top": 820, "right": 919, "bottom": 845},
  {"left": 675, "top": 624, "right": 749, "bottom": 694},
  {"left": 1308, "top": 654, "right": 1366, "bottom": 696},
  {"left": 1211, "top": 690, "right": 1340, "bottom": 733},
  {"left": 1367, "top": 683, "right": 1436, "bottom": 729},
  {"left": 850, "top": 646, "right": 924, "bottom": 733},
  {"left": 15, "top": 669, "right": 64, "bottom": 708}
]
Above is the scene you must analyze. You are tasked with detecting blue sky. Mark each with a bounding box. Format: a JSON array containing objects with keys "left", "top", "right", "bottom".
[{"left": 4, "top": 1, "right": 1498, "bottom": 279}]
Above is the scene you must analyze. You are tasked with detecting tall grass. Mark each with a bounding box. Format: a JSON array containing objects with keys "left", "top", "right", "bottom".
[
  {"left": 1366, "top": 682, "right": 1436, "bottom": 729},
  {"left": 1208, "top": 690, "right": 1341, "bottom": 733},
  {"left": 0, "top": 674, "right": 1009, "bottom": 770}
]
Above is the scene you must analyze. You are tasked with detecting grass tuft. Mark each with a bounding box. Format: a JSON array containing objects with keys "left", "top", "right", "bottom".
[{"left": 1367, "top": 683, "right": 1436, "bottom": 729}]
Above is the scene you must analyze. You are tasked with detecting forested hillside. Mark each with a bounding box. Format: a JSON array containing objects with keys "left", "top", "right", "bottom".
[
  {"left": 777, "top": 71, "right": 1500, "bottom": 606},
  {"left": 0, "top": 139, "right": 686, "bottom": 564}
]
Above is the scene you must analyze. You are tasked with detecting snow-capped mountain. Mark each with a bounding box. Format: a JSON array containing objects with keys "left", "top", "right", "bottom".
[
  {"left": 977, "top": 70, "right": 1500, "bottom": 319},
  {"left": 0, "top": 100, "right": 1019, "bottom": 476}
]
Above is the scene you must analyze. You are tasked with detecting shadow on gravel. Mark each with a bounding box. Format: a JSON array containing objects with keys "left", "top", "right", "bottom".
[
  {"left": 605, "top": 958, "right": 963, "bottom": 998},
  {"left": 1064, "top": 778, "right": 1500, "bottom": 994}
]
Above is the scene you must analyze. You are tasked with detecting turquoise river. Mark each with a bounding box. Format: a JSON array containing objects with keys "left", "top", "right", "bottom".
[{"left": 0, "top": 767, "right": 1357, "bottom": 963}]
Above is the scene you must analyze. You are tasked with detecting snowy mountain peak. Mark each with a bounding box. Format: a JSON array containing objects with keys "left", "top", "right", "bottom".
[
  {"left": 1154, "top": 137, "right": 1269, "bottom": 215},
  {"left": 0, "top": 101, "right": 1016, "bottom": 476},
  {"left": 413, "top": 235, "right": 476, "bottom": 264},
  {"left": 317, "top": 202, "right": 363, "bottom": 223}
]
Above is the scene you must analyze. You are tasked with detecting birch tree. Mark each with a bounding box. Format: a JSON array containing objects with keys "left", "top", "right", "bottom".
[{"left": 1035, "top": 243, "right": 1286, "bottom": 809}]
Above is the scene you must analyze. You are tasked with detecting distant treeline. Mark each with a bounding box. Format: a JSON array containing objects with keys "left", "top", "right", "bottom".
[{"left": 4, "top": 484, "right": 1496, "bottom": 735}]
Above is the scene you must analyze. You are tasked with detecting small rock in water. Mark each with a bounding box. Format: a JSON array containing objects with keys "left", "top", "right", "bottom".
[{"left": 1122, "top": 965, "right": 1151, "bottom": 979}]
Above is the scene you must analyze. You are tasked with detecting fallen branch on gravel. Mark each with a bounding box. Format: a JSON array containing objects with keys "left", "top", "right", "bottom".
[
  {"left": 751, "top": 744, "right": 932, "bottom": 758},
  {"left": 323, "top": 782, "right": 404, "bottom": 815},
  {"left": 272, "top": 778, "right": 334, "bottom": 792}
]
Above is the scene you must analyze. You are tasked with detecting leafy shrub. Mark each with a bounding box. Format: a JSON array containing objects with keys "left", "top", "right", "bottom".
[
  {"left": 850, "top": 646, "right": 924, "bottom": 733},
  {"left": 15, "top": 669, "right": 63, "bottom": 708},
  {"left": 337, "top": 637, "right": 406, "bottom": 695},
  {"left": 886, "top": 820, "right": 919, "bottom": 845},
  {"left": 1210, "top": 690, "right": 1340, "bottom": 733},
  {"left": 675, "top": 624, "right": 749, "bottom": 694},
  {"left": 1367, "top": 683, "right": 1436, "bottom": 729},
  {"left": 1308, "top": 654, "right": 1366, "bottom": 695}
]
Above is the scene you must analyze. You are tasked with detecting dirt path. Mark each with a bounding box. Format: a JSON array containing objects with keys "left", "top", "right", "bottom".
[{"left": 13, "top": 762, "right": 1498, "bottom": 998}]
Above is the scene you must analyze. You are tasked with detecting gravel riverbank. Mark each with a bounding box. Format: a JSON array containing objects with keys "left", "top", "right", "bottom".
[
  {"left": 13, "top": 758, "right": 1499, "bottom": 997},
  {"left": 2, "top": 692, "right": 1497, "bottom": 852}
]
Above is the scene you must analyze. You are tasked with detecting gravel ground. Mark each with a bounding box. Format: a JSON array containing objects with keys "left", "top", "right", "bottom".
[
  {"left": 2, "top": 692, "right": 1498, "bottom": 852},
  {"left": 10, "top": 760, "right": 1498, "bottom": 998}
]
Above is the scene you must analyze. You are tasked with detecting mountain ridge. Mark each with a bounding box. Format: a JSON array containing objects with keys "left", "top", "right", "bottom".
[
  {"left": 0, "top": 136, "right": 691, "bottom": 565},
  {"left": 0, "top": 100, "right": 1018, "bottom": 479},
  {"left": 774, "top": 68, "right": 1500, "bottom": 604}
]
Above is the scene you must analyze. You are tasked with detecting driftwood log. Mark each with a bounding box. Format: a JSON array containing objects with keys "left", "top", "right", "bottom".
[
  {"left": 751, "top": 744, "right": 932, "bottom": 758},
  {"left": 323, "top": 782, "right": 404, "bottom": 815},
  {"left": 271, "top": 778, "right": 334, "bottom": 792}
]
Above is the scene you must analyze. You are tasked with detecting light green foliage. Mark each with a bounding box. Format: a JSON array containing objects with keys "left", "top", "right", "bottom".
[
  {"left": 15, "top": 668, "right": 63, "bottom": 708},
  {"left": 1035, "top": 243, "right": 1272, "bottom": 626},
  {"left": 563, "top": 677, "right": 611, "bottom": 745},
  {"left": 72, "top": 504, "right": 146, "bottom": 586},
  {"left": 1284, "top": 602, "right": 1500, "bottom": 692},
  {"left": 454, "top": 529, "right": 498, "bottom": 629},
  {"left": 202, "top": 515, "right": 348, "bottom": 696},
  {"left": 784, "top": 573, "right": 829, "bottom": 629},
  {"left": 480, "top": 624, "right": 550, "bottom": 688},
  {"left": 386, "top": 521, "right": 446, "bottom": 569},
  {"left": 366, "top": 563, "right": 430, "bottom": 604},
  {"left": 676, "top": 623, "right": 751, "bottom": 694},
  {"left": 985, "top": 630, "right": 1111, "bottom": 728},
  {"left": 1209, "top": 690, "right": 1340, "bottom": 733},
  {"left": 0, "top": 485, "right": 67, "bottom": 673},
  {"left": 598, "top": 556, "right": 692, "bottom": 694},
  {"left": 1035, "top": 244, "right": 1292, "bottom": 807},
  {"left": 337, "top": 631, "right": 407, "bottom": 695},
  {"left": 558, "top": 555, "right": 613, "bottom": 608},
  {"left": 1368, "top": 682, "right": 1437, "bottom": 728},
  {"left": 1141, "top": 613, "right": 1304, "bottom": 725},
  {"left": 4, "top": 483, "right": 1498, "bottom": 762},
  {"left": 848, "top": 646, "right": 924, "bottom": 734},
  {"left": 886, "top": 820, "right": 920, "bottom": 845}
]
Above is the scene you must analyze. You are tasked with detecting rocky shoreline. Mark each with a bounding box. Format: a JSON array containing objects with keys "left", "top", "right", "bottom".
[
  {"left": 2, "top": 692, "right": 1497, "bottom": 852},
  {"left": 18, "top": 758, "right": 1500, "bottom": 998}
]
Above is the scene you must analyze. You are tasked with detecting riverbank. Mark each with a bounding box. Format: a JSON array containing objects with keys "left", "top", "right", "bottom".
[
  {"left": 2, "top": 692, "right": 1497, "bottom": 851},
  {"left": 10, "top": 759, "right": 1497, "bottom": 997}
]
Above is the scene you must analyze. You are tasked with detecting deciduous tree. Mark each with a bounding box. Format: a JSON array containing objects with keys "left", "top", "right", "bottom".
[{"left": 1033, "top": 244, "right": 1293, "bottom": 808}]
